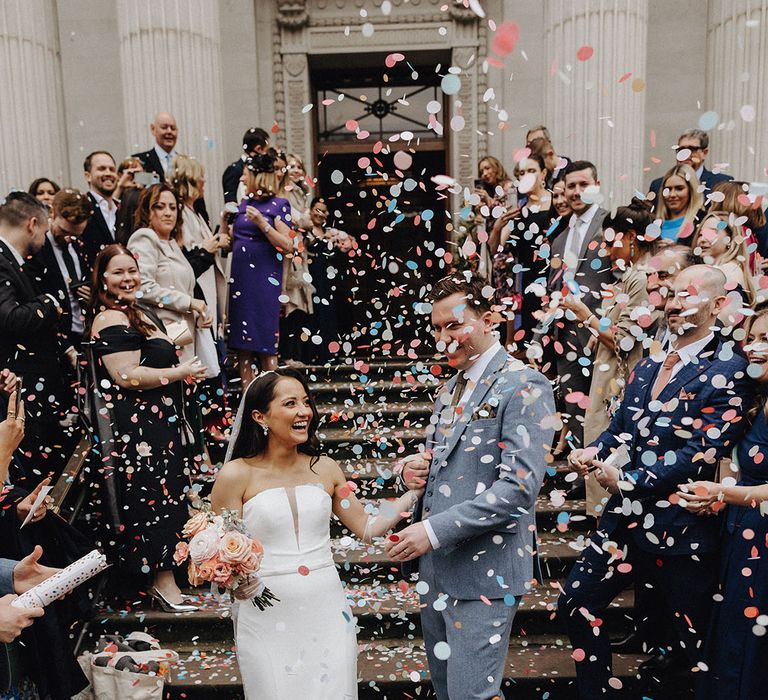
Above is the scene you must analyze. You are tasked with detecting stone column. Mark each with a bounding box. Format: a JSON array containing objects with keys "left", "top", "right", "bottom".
[
  {"left": 117, "top": 0, "right": 225, "bottom": 209},
  {"left": 543, "top": 0, "right": 648, "bottom": 206},
  {"left": 0, "top": 0, "right": 67, "bottom": 192},
  {"left": 707, "top": 0, "right": 768, "bottom": 181}
]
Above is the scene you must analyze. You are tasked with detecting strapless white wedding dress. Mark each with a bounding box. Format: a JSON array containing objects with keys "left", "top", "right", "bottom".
[{"left": 235, "top": 483, "right": 358, "bottom": 699}]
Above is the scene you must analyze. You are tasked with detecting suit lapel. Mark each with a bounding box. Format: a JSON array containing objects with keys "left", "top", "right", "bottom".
[
  {"left": 577, "top": 209, "right": 604, "bottom": 262},
  {"left": 434, "top": 348, "right": 510, "bottom": 467},
  {"left": 0, "top": 243, "right": 35, "bottom": 298}
]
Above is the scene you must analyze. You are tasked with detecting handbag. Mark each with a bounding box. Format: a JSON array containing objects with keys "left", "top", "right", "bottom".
[{"left": 163, "top": 319, "right": 193, "bottom": 347}]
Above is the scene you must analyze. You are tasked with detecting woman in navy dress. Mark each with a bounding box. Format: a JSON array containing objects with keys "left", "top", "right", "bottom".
[
  {"left": 228, "top": 153, "right": 293, "bottom": 384},
  {"left": 677, "top": 308, "right": 768, "bottom": 699}
]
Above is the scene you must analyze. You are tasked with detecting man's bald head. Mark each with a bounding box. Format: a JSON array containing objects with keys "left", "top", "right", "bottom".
[
  {"left": 665, "top": 264, "right": 727, "bottom": 339},
  {"left": 150, "top": 112, "right": 178, "bottom": 151}
]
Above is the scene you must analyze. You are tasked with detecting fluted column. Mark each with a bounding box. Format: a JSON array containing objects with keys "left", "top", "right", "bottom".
[
  {"left": 117, "top": 0, "right": 225, "bottom": 209},
  {"left": 707, "top": 0, "right": 768, "bottom": 181},
  {"left": 544, "top": 0, "right": 648, "bottom": 206},
  {"left": 0, "top": 0, "right": 67, "bottom": 192}
]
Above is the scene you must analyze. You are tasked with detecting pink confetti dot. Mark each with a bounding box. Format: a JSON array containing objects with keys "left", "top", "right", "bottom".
[
  {"left": 492, "top": 21, "right": 519, "bottom": 57},
  {"left": 298, "top": 565, "right": 309, "bottom": 576},
  {"left": 385, "top": 52, "right": 405, "bottom": 68},
  {"left": 572, "top": 648, "right": 586, "bottom": 662},
  {"left": 576, "top": 45, "right": 594, "bottom": 61}
]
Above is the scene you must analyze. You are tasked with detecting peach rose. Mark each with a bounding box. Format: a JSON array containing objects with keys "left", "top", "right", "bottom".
[
  {"left": 188, "top": 561, "right": 203, "bottom": 587},
  {"left": 219, "top": 531, "right": 251, "bottom": 565},
  {"left": 197, "top": 558, "right": 217, "bottom": 582},
  {"left": 213, "top": 560, "right": 233, "bottom": 584},
  {"left": 189, "top": 528, "right": 219, "bottom": 564},
  {"left": 251, "top": 539, "right": 264, "bottom": 557},
  {"left": 239, "top": 551, "right": 262, "bottom": 575},
  {"left": 183, "top": 512, "right": 209, "bottom": 538},
  {"left": 173, "top": 541, "right": 189, "bottom": 566}
]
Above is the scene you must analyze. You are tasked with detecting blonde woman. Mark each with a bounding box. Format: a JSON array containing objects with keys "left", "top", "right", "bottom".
[
  {"left": 228, "top": 152, "right": 293, "bottom": 384},
  {"left": 654, "top": 164, "right": 704, "bottom": 244},
  {"left": 692, "top": 211, "right": 756, "bottom": 328}
]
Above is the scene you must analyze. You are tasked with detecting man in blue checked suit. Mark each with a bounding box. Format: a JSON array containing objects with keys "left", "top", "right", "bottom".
[
  {"left": 558, "top": 265, "right": 754, "bottom": 699},
  {"left": 387, "top": 273, "right": 555, "bottom": 699}
]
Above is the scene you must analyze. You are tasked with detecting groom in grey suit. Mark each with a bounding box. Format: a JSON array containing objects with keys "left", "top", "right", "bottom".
[{"left": 387, "top": 274, "right": 555, "bottom": 699}]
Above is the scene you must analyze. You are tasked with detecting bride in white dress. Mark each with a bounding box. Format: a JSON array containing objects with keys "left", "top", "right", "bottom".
[{"left": 211, "top": 369, "right": 422, "bottom": 699}]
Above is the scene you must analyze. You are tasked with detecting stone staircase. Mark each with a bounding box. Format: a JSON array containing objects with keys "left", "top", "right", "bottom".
[{"left": 85, "top": 358, "right": 648, "bottom": 698}]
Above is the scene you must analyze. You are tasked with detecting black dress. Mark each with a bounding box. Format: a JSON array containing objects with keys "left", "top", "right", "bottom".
[
  {"left": 91, "top": 325, "right": 191, "bottom": 574},
  {"left": 699, "top": 410, "right": 768, "bottom": 699}
]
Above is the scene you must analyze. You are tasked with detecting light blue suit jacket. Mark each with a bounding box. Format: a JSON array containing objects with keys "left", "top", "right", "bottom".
[{"left": 418, "top": 348, "right": 555, "bottom": 599}]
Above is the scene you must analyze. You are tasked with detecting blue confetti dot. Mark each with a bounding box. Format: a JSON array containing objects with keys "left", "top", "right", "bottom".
[
  {"left": 503, "top": 594, "right": 516, "bottom": 606},
  {"left": 422, "top": 209, "right": 434, "bottom": 221}
]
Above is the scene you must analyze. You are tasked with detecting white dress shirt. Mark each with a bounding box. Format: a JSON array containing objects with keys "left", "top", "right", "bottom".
[
  {"left": 154, "top": 145, "right": 177, "bottom": 177},
  {"left": 423, "top": 339, "right": 503, "bottom": 549},
  {"left": 90, "top": 190, "right": 117, "bottom": 237},
  {"left": 46, "top": 231, "right": 84, "bottom": 334},
  {"left": 562, "top": 203, "right": 599, "bottom": 271},
  {"left": 664, "top": 332, "right": 714, "bottom": 382}
]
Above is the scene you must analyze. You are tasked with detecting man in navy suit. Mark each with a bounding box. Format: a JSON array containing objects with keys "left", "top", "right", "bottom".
[
  {"left": 648, "top": 128, "right": 733, "bottom": 198},
  {"left": 132, "top": 111, "right": 178, "bottom": 182},
  {"left": 221, "top": 127, "right": 271, "bottom": 204},
  {"left": 558, "top": 265, "right": 753, "bottom": 699}
]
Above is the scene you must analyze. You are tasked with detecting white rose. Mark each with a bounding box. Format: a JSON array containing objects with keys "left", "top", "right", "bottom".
[{"left": 189, "top": 528, "right": 219, "bottom": 564}]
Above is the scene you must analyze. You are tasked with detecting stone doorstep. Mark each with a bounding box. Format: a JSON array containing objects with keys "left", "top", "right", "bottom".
[
  {"left": 162, "top": 636, "right": 649, "bottom": 692},
  {"left": 94, "top": 579, "right": 633, "bottom": 634}
]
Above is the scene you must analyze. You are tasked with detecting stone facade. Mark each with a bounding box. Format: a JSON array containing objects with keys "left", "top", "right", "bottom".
[{"left": 1, "top": 0, "right": 766, "bottom": 213}]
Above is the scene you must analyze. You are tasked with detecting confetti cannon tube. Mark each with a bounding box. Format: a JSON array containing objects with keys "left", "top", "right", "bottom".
[{"left": 12, "top": 549, "right": 109, "bottom": 609}]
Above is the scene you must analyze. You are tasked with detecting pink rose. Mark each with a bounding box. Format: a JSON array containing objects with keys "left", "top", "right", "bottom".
[
  {"left": 218, "top": 531, "right": 251, "bottom": 565},
  {"left": 173, "top": 541, "right": 189, "bottom": 566},
  {"left": 189, "top": 528, "right": 219, "bottom": 564},
  {"left": 183, "top": 512, "right": 209, "bottom": 538},
  {"left": 213, "top": 560, "right": 233, "bottom": 584}
]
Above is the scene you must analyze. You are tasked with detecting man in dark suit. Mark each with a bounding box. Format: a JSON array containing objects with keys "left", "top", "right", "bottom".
[
  {"left": 0, "top": 192, "right": 76, "bottom": 482},
  {"left": 222, "top": 127, "right": 271, "bottom": 203},
  {"left": 648, "top": 128, "right": 733, "bottom": 198},
  {"left": 81, "top": 151, "right": 118, "bottom": 270},
  {"left": 133, "top": 112, "right": 209, "bottom": 223},
  {"left": 26, "top": 188, "right": 93, "bottom": 352},
  {"left": 544, "top": 160, "right": 610, "bottom": 449},
  {"left": 558, "top": 265, "right": 753, "bottom": 699}
]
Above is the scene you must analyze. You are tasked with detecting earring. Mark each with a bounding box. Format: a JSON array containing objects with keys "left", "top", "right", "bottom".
[
  {"left": 261, "top": 423, "right": 269, "bottom": 436},
  {"left": 630, "top": 242, "right": 636, "bottom": 258}
]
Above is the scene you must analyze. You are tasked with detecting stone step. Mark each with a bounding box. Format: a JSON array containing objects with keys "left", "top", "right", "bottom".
[
  {"left": 93, "top": 577, "right": 631, "bottom": 644},
  {"left": 162, "top": 636, "right": 648, "bottom": 699},
  {"left": 319, "top": 400, "right": 434, "bottom": 430}
]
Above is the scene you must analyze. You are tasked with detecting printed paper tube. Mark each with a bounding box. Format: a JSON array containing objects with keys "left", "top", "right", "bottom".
[{"left": 12, "top": 549, "right": 109, "bottom": 609}]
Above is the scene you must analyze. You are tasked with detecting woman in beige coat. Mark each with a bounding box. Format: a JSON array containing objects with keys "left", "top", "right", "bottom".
[
  {"left": 560, "top": 198, "right": 662, "bottom": 517},
  {"left": 127, "top": 183, "right": 212, "bottom": 364}
]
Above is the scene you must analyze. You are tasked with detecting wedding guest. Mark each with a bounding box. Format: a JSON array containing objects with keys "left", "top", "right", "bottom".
[
  {"left": 170, "top": 155, "right": 231, "bottom": 439},
  {"left": 654, "top": 164, "right": 704, "bottom": 243},
  {"left": 676, "top": 308, "right": 768, "bottom": 700},
  {"left": 127, "top": 183, "right": 212, "bottom": 365},
  {"left": 0, "top": 192, "right": 75, "bottom": 482},
  {"left": 551, "top": 176, "right": 572, "bottom": 219},
  {"left": 26, "top": 188, "right": 94, "bottom": 352},
  {"left": 543, "top": 160, "right": 609, "bottom": 454},
  {"left": 81, "top": 151, "right": 119, "bottom": 269},
  {"left": 89, "top": 244, "right": 205, "bottom": 610},
  {"left": 711, "top": 179, "right": 768, "bottom": 262},
  {"left": 27, "top": 178, "right": 59, "bottom": 210},
  {"left": 649, "top": 128, "right": 733, "bottom": 197},
  {"left": 278, "top": 154, "right": 313, "bottom": 364},
  {"left": 471, "top": 156, "right": 514, "bottom": 273},
  {"left": 528, "top": 136, "right": 571, "bottom": 189},
  {"left": 228, "top": 153, "right": 293, "bottom": 384},
  {"left": 560, "top": 265, "right": 753, "bottom": 698},
  {"left": 489, "top": 153, "right": 553, "bottom": 345},
  {"left": 691, "top": 211, "right": 756, "bottom": 332},
  {"left": 562, "top": 198, "right": 661, "bottom": 516},
  {"left": 303, "top": 197, "right": 356, "bottom": 364},
  {"left": 222, "top": 127, "right": 271, "bottom": 204},
  {"left": 132, "top": 112, "right": 178, "bottom": 182}
]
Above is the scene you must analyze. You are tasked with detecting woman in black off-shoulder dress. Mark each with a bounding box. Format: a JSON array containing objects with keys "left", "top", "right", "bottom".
[{"left": 88, "top": 244, "right": 207, "bottom": 610}]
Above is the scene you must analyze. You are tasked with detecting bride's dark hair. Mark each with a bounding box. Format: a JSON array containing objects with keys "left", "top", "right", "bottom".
[{"left": 229, "top": 369, "right": 322, "bottom": 466}]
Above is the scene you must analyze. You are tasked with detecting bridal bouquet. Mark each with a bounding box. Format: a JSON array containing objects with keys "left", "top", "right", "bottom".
[{"left": 174, "top": 502, "right": 279, "bottom": 610}]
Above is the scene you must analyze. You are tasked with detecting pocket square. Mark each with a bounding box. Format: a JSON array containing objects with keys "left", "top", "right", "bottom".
[
  {"left": 678, "top": 389, "right": 696, "bottom": 401},
  {"left": 472, "top": 402, "right": 498, "bottom": 420}
]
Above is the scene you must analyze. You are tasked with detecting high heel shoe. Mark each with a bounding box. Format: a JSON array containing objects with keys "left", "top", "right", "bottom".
[{"left": 149, "top": 586, "right": 197, "bottom": 613}]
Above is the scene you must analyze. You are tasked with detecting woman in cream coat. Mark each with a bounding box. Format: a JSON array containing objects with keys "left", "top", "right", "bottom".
[
  {"left": 127, "top": 183, "right": 213, "bottom": 366},
  {"left": 560, "top": 198, "right": 661, "bottom": 517}
]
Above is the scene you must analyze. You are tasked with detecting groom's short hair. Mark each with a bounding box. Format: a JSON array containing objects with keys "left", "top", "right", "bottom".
[{"left": 428, "top": 272, "right": 495, "bottom": 314}]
